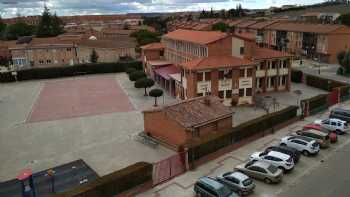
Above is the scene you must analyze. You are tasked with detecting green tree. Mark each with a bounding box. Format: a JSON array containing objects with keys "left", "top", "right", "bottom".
[
  {"left": 212, "top": 22, "right": 230, "bottom": 32},
  {"left": 134, "top": 78, "right": 155, "bottom": 96},
  {"left": 3, "top": 22, "right": 35, "bottom": 40},
  {"left": 337, "top": 13, "right": 350, "bottom": 26},
  {"left": 90, "top": 49, "right": 99, "bottom": 63},
  {"left": 126, "top": 67, "right": 137, "bottom": 75},
  {"left": 36, "top": 6, "right": 64, "bottom": 37},
  {"left": 337, "top": 50, "right": 350, "bottom": 74},
  {"left": 0, "top": 17, "right": 6, "bottom": 37},
  {"left": 149, "top": 89, "right": 163, "bottom": 107},
  {"left": 130, "top": 29, "right": 161, "bottom": 46},
  {"left": 129, "top": 70, "right": 147, "bottom": 81}
]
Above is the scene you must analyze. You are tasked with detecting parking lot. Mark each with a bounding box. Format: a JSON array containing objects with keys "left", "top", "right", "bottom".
[
  {"left": 0, "top": 73, "right": 176, "bottom": 181},
  {"left": 137, "top": 100, "right": 350, "bottom": 197}
]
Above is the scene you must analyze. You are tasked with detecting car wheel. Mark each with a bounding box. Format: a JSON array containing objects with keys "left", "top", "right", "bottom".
[
  {"left": 336, "top": 129, "right": 342, "bottom": 135},
  {"left": 280, "top": 143, "right": 287, "bottom": 146},
  {"left": 278, "top": 166, "right": 286, "bottom": 173},
  {"left": 302, "top": 150, "right": 310, "bottom": 156},
  {"left": 238, "top": 190, "right": 243, "bottom": 196},
  {"left": 264, "top": 178, "right": 272, "bottom": 184},
  {"left": 196, "top": 192, "right": 201, "bottom": 197}
]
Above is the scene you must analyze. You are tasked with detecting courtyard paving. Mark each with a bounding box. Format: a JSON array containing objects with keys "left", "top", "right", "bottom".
[{"left": 0, "top": 73, "right": 176, "bottom": 181}]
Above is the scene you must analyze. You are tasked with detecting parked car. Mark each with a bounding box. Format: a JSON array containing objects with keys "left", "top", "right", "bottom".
[
  {"left": 329, "top": 108, "right": 350, "bottom": 123},
  {"left": 216, "top": 171, "right": 255, "bottom": 196},
  {"left": 194, "top": 177, "right": 240, "bottom": 197},
  {"left": 295, "top": 129, "right": 330, "bottom": 148},
  {"left": 303, "top": 123, "right": 337, "bottom": 143},
  {"left": 234, "top": 160, "right": 283, "bottom": 184},
  {"left": 265, "top": 145, "right": 301, "bottom": 163},
  {"left": 280, "top": 135, "right": 320, "bottom": 156},
  {"left": 314, "top": 118, "right": 349, "bottom": 135},
  {"left": 249, "top": 151, "right": 294, "bottom": 172}
]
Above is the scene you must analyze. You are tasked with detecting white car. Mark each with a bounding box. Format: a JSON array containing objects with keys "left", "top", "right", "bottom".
[
  {"left": 280, "top": 135, "right": 320, "bottom": 156},
  {"left": 249, "top": 151, "right": 294, "bottom": 171},
  {"left": 314, "top": 118, "right": 349, "bottom": 134}
]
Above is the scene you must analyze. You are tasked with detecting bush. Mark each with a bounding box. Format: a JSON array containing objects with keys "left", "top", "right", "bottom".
[
  {"left": 54, "top": 162, "right": 153, "bottom": 197},
  {"left": 0, "top": 61, "right": 143, "bottom": 83},
  {"left": 291, "top": 69, "right": 303, "bottom": 83},
  {"left": 337, "top": 67, "right": 344, "bottom": 75},
  {"left": 188, "top": 106, "right": 298, "bottom": 162},
  {"left": 129, "top": 71, "right": 146, "bottom": 81},
  {"left": 305, "top": 75, "right": 331, "bottom": 91},
  {"left": 126, "top": 67, "right": 137, "bottom": 75}
]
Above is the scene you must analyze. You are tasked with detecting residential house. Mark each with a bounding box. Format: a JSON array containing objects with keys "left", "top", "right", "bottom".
[
  {"left": 265, "top": 22, "right": 350, "bottom": 63},
  {"left": 143, "top": 96, "right": 233, "bottom": 149}
]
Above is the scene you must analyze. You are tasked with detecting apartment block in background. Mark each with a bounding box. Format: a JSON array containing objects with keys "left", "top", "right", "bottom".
[{"left": 264, "top": 22, "right": 350, "bottom": 63}]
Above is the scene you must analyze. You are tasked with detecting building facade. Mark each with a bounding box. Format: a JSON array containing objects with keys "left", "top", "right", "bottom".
[
  {"left": 143, "top": 96, "right": 233, "bottom": 149},
  {"left": 141, "top": 29, "right": 293, "bottom": 106}
]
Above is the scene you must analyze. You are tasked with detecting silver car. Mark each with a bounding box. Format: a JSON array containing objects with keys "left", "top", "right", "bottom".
[
  {"left": 216, "top": 171, "right": 255, "bottom": 196},
  {"left": 234, "top": 160, "right": 283, "bottom": 184}
]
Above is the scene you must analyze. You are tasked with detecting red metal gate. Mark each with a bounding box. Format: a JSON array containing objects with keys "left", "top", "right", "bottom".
[
  {"left": 153, "top": 151, "right": 187, "bottom": 186},
  {"left": 328, "top": 89, "right": 339, "bottom": 106}
]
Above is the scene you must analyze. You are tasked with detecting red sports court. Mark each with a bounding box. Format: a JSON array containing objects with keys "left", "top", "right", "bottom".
[{"left": 27, "top": 76, "right": 134, "bottom": 122}]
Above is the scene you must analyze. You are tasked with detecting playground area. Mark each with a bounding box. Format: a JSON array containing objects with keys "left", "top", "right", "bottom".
[{"left": 0, "top": 74, "right": 176, "bottom": 182}]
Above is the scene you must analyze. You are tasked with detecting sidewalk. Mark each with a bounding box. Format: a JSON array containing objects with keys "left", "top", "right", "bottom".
[
  {"left": 137, "top": 100, "right": 350, "bottom": 197},
  {"left": 292, "top": 60, "right": 350, "bottom": 84}
]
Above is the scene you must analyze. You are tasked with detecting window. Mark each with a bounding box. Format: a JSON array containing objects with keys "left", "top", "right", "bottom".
[
  {"left": 240, "top": 47, "right": 244, "bottom": 55},
  {"left": 219, "top": 70, "right": 224, "bottom": 80},
  {"left": 247, "top": 68, "right": 253, "bottom": 77},
  {"left": 197, "top": 72, "right": 203, "bottom": 81},
  {"left": 47, "top": 59, "right": 51, "bottom": 64},
  {"left": 239, "top": 89, "right": 245, "bottom": 97},
  {"left": 227, "top": 177, "right": 239, "bottom": 184},
  {"left": 67, "top": 48, "right": 72, "bottom": 51},
  {"left": 271, "top": 77, "right": 275, "bottom": 87},
  {"left": 219, "top": 91, "right": 225, "bottom": 99},
  {"left": 226, "top": 90, "right": 232, "bottom": 98},
  {"left": 197, "top": 93, "right": 203, "bottom": 97},
  {"left": 240, "top": 69, "right": 245, "bottom": 77},
  {"left": 246, "top": 88, "right": 252, "bottom": 96},
  {"left": 205, "top": 72, "right": 211, "bottom": 81}
]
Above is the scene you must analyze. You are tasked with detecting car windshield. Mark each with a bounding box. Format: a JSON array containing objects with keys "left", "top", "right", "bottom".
[
  {"left": 242, "top": 178, "right": 253, "bottom": 186},
  {"left": 218, "top": 186, "right": 232, "bottom": 197},
  {"left": 267, "top": 164, "right": 278, "bottom": 174}
]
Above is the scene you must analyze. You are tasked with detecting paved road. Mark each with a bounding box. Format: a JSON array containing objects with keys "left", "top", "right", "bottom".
[{"left": 279, "top": 137, "right": 350, "bottom": 197}]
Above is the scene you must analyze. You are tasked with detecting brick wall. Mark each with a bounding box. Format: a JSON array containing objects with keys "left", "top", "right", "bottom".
[
  {"left": 144, "top": 111, "right": 188, "bottom": 148},
  {"left": 208, "top": 36, "right": 232, "bottom": 56}
]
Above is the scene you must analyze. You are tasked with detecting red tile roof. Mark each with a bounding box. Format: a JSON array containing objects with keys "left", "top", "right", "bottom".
[
  {"left": 236, "top": 20, "right": 258, "bottom": 28},
  {"left": 253, "top": 47, "right": 293, "bottom": 60},
  {"left": 234, "top": 32, "right": 256, "bottom": 41},
  {"left": 144, "top": 96, "right": 233, "bottom": 129},
  {"left": 140, "top": 42, "right": 164, "bottom": 50},
  {"left": 163, "top": 29, "right": 228, "bottom": 45},
  {"left": 180, "top": 56, "right": 254, "bottom": 70},
  {"left": 248, "top": 20, "right": 279, "bottom": 30},
  {"left": 78, "top": 38, "right": 136, "bottom": 49},
  {"left": 267, "top": 22, "right": 347, "bottom": 34},
  {"left": 154, "top": 65, "right": 181, "bottom": 80}
]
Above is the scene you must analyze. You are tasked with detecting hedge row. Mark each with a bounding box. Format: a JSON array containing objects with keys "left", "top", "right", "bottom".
[
  {"left": 0, "top": 61, "right": 143, "bottom": 83},
  {"left": 301, "top": 94, "right": 329, "bottom": 115},
  {"left": 54, "top": 162, "right": 153, "bottom": 197},
  {"left": 305, "top": 74, "right": 348, "bottom": 92},
  {"left": 291, "top": 69, "right": 303, "bottom": 83},
  {"left": 187, "top": 106, "right": 298, "bottom": 162}
]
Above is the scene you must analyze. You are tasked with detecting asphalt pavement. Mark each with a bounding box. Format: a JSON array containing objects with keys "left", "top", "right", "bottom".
[{"left": 278, "top": 137, "right": 350, "bottom": 197}]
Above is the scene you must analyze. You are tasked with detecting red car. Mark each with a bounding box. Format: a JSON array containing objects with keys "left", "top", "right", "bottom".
[{"left": 303, "top": 124, "right": 337, "bottom": 143}]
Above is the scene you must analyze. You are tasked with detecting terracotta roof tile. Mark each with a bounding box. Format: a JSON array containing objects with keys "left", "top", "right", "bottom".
[
  {"left": 180, "top": 56, "right": 254, "bottom": 70},
  {"left": 234, "top": 32, "right": 256, "bottom": 41},
  {"left": 145, "top": 96, "right": 233, "bottom": 128},
  {"left": 236, "top": 20, "right": 259, "bottom": 28},
  {"left": 140, "top": 42, "right": 164, "bottom": 50},
  {"left": 163, "top": 29, "right": 228, "bottom": 45},
  {"left": 78, "top": 38, "right": 136, "bottom": 49},
  {"left": 248, "top": 20, "right": 279, "bottom": 30},
  {"left": 267, "top": 22, "right": 347, "bottom": 34}
]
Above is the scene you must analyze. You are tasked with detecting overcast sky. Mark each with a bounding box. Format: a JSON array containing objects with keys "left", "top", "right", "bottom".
[{"left": 0, "top": 0, "right": 324, "bottom": 18}]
